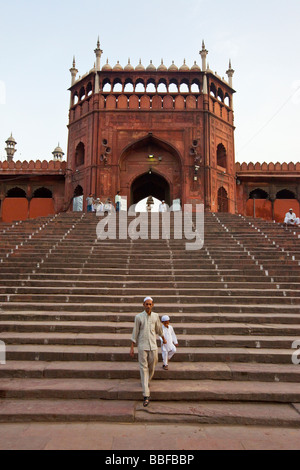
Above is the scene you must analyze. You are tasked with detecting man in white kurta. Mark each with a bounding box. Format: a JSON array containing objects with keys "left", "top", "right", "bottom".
[
  {"left": 159, "top": 201, "right": 168, "bottom": 213},
  {"left": 284, "top": 209, "right": 300, "bottom": 226},
  {"left": 130, "top": 297, "right": 166, "bottom": 405},
  {"left": 160, "top": 315, "right": 178, "bottom": 369}
]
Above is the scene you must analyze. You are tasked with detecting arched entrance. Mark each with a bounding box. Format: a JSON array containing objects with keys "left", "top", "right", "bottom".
[
  {"left": 131, "top": 172, "right": 170, "bottom": 205},
  {"left": 119, "top": 134, "right": 182, "bottom": 205},
  {"left": 218, "top": 187, "right": 229, "bottom": 213}
]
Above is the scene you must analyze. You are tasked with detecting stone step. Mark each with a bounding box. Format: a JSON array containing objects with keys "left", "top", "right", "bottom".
[
  {"left": 0, "top": 287, "right": 298, "bottom": 298},
  {"left": 1, "top": 310, "right": 299, "bottom": 323},
  {"left": 4, "top": 344, "right": 295, "bottom": 364},
  {"left": 1, "top": 295, "right": 298, "bottom": 305},
  {"left": 1, "top": 321, "right": 300, "bottom": 335},
  {"left": 2, "top": 399, "right": 300, "bottom": 426},
  {"left": 0, "top": 332, "right": 297, "bottom": 349},
  {"left": 0, "top": 361, "right": 299, "bottom": 382},
  {"left": 1, "top": 378, "right": 300, "bottom": 402}
]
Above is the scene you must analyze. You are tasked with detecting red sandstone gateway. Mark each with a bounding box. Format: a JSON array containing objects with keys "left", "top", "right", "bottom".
[{"left": 0, "top": 39, "right": 299, "bottom": 223}]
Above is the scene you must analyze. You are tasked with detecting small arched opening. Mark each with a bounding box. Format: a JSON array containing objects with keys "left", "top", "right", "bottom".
[
  {"left": 217, "top": 144, "right": 227, "bottom": 169},
  {"left": 75, "top": 142, "right": 85, "bottom": 167},
  {"left": 218, "top": 187, "right": 229, "bottom": 213}
]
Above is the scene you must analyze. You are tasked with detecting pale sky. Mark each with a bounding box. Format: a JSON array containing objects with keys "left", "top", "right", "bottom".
[{"left": 0, "top": 0, "right": 299, "bottom": 164}]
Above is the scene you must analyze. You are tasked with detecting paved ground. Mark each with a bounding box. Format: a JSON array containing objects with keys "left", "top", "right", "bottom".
[{"left": 1, "top": 422, "right": 300, "bottom": 450}]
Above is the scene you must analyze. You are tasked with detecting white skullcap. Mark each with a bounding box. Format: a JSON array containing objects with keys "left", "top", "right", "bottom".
[
  {"left": 144, "top": 296, "right": 153, "bottom": 303},
  {"left": 290, "top": 208, "right": 294, "bottom": 211},
  {"left": 161, "top": 315, "right": 170, "bottom": 322}
]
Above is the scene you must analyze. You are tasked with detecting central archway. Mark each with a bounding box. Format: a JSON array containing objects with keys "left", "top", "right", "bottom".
[
  {"left": 119, "top": 134, "right": 183, "bottom": 205},
  {"left": 131, "top": 172, "right": 170, "bottom": 205}
]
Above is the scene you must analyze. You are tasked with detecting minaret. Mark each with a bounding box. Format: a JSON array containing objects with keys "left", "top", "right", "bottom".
[
  {"left": 69, "top": 56, "right": 78, "bottom": 86},
  {"left": 226, "top": 59, "right": 235, "bottom": 88},
  {"left": 94, "top": 37, "right": 103, "bottom": 94},
  {"left": 52, "top": 143, "right": 65, "bottom": 162},
  {"left": 200, "top": 40, "right": 208, "bottom": 72},
  {"left": 5, "top": 134, "right": 17, "bottom": 162}
]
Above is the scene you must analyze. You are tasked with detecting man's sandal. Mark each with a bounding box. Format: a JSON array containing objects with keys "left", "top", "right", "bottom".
[
  {"left": 163, "top": 365, "right": 169, "bottom": 370},
  {"left": 143, "top": 397, "right": 150, "bottom": 407}
]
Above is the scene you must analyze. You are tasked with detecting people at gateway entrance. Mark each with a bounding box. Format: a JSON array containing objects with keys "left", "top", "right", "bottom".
[
  {"left": 130, "top": 297, "right": 166, "bottom": 407},
  {"left": 86, "top": 194, "right": 94, "bottom": 212},
  {"left": 115, "top": 191, "right": 121, "bottom": 212},
  {"left": 284, "top": 209, "right": 300, "bottom": 226},
  {"left": 159, "top": 200, "right": 168, "bottom": 213}
]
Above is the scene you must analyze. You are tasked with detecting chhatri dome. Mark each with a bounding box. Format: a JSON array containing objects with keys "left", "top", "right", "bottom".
[
  {"left": 102, "top": 59, "right": 112, "bottom": 72},
  {"left": 52, "top": 143, "right": 65, "bottom": 162},
  {"left": 157, "top": 59, "right": 167, "bottom": 72},
  {"left": 135, "top": 59, "right": 145, "bottom": 72}
]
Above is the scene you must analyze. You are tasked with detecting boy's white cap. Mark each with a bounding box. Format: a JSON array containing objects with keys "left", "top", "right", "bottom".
[{"left": 161, "top": 315, "right": 170, "bottom": 322}]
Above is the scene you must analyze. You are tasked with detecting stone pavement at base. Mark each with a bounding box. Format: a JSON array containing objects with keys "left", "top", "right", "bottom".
[{"left": 1, "top": 422, "right": 300, "bottom": 450}]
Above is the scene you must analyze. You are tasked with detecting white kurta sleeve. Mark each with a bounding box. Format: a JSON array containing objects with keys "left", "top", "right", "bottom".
[{"left": 171, "top": 326, "right": 178, "bottom": 345}]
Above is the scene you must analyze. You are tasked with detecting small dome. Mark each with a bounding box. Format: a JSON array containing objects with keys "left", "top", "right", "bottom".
[
  {"left": 53, "top": 144, "right": 64, "bottom": 154},
  {"left": 146, "top": 60, "right": 156, "bottom": 72},
  {"left": 191, "top": 61, "right": 201, "bottom": 72},
  {"left": 168, "top": 61, "right": 178, "bottom": 72},
  {"left": 180, "top": 59, "right": 190, "bottom": 72},
  {"left": 135, "top": 59, "right": 145, "bottom": 72},
  {"left": 113, "top": 61, "right": 123, "bottom": 71},
  {"left": 6, "top": 133, "right": 17, "bottom": 145},
  {"left": 102, "top": 59, "right": 112, "bottom": 72},
  {"left": 157, "top": 59, "right": 167, "bottom": 72},
  {"left": 124, "top": 58, "right": 134, "bottom": 71}
]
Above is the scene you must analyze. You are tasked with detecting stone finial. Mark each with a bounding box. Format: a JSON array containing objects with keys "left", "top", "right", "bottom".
[
  {"left": 200, "top": 40, "right": 208, "bottom": 71},
  {"left": 226, "top": 59, "right": 235, "bottom": 88},
  {"left": 94, "top": 37, "right": 103, "bottom": 71},
  {"left": 70, "top": 56, "right": 78, "bottom": 86}
]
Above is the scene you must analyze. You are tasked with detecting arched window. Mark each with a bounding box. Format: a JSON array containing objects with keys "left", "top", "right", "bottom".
[
  {"left": 157, "top": 82, "right": 167, "bottom": 93},
  {"left": 124, "top": 80, "right": 134, "bottom": 93},
  {"left": 33, "top": 187, "right": 53, "bottom": 198},
  {"left": 135, "top": 81, "right": 145, "bottom": 93},
  {"left": 79, "top": 87, "right": 86, "bottom": 101},
  {"left": 180, "top": 82, "right": 189, "bottom": 93},
  {"left": 249, "top": 188, "right": 269, "bottom": 199},
  {"left": 210, "top": 83, "right": 217, "bottom": 98},
  {"left": 73, "top": 93, "right": 79, "bottom": 105},
  {"left": 146, "top": 81, "right": 156, "bottom": 93},
  {"left": 6, "top": 187, "right": 27, "bottom": 198},
  {"left": 191, "top": 83, "right": 200, "bottom": 93},
  {"left": 169, "top": 82, "right": 178, "bottom": 93},
  {"left": 224, "top": 93, "right": 230, "bottom": 107},
  {"left": 102, "top": 81, "right": 112, "bottom": 92},
  {"left": 75, "top": 142, "right": 85, "bottom": 167},
  {"left": 87, "top": 82, "right": 93, "bottom": 97},
  {"left": 276, "top": 189, "right": 296, "bottom": 199},
  {"left": 217, "top": 144, "right": 227, "bottom": 169},
  {"left": 217, "top": 88, "right": 224, "bottom": 102},
  {"left": 113, "top": 79, "right": 122, "bottom": 93}
]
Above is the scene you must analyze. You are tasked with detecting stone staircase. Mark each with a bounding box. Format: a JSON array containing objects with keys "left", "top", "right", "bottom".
[{"left": 0, "top": 212, "right": 300, "bottom": 426}]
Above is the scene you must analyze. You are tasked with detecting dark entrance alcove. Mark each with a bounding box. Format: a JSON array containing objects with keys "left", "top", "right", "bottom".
[{"left": 131, "top": 172, "right": 170, "bottom": 205}]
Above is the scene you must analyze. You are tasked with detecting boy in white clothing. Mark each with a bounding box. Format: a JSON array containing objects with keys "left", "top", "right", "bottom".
[{"left": 160, "top": 315, "right": 178, "bottom": 370}]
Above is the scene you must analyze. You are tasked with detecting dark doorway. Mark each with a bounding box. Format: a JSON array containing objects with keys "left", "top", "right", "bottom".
[
  {"left": 218, "top": 187, "right": 229, "bottom": 213},
  {"left": 131, "top": 172, "right": 170, "bottom": 205}
]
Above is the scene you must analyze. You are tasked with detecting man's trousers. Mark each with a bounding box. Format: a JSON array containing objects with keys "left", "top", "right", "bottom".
[{"left": 138, "top": 349, "right": 158, "bottom": 397}]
